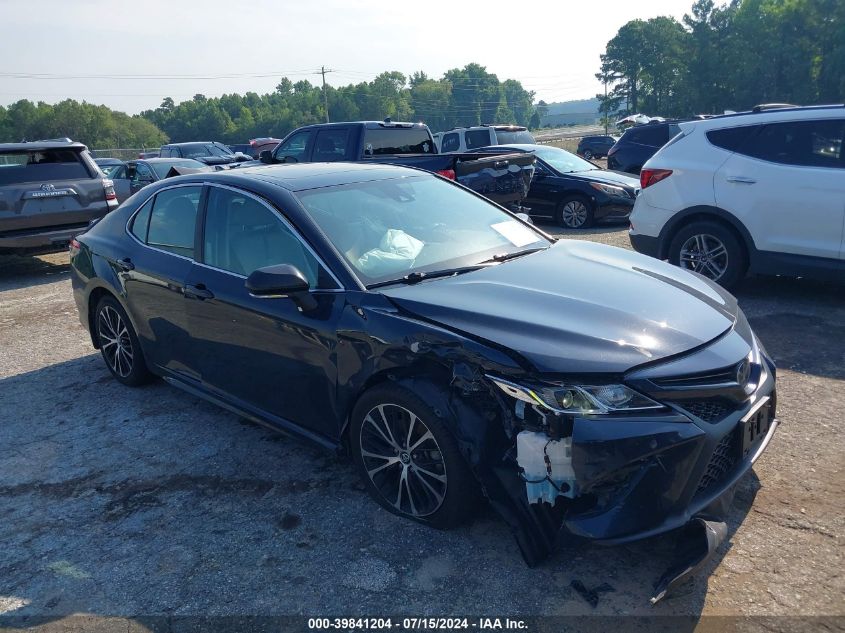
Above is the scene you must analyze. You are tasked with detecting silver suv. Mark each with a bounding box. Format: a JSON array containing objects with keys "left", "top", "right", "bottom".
[{"left": 0, "top": 140, "right": 118, "bottom": 254}]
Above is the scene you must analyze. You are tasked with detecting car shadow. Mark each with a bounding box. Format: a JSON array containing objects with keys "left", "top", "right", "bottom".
[
  {"left": 0, "top": 354, "right": 760, "bottom": 626},
  {"left": 0, "top": 253, "right": 71, "bottom": 291},
  {"left": 735, "top": 275, "right": 845, "bottom": 381}
]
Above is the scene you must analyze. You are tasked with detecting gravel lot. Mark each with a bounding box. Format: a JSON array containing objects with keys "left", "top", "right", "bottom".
[{"left": 0, "top": 223, "right": 842, "bottom": 630}]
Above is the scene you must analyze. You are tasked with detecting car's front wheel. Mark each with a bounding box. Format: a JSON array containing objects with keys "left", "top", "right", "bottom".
[
  {"left": 583, "top": 149, "right": 594, "bottom": 160},
  {"left": 668, "top": 221, "right": 747, "bottom": 288},
  {"left": 94, "top": 295, "right": 153, "bottom": 386},
  {"left": 557, "top": 196, "right": 595, "bottom": 229},
  {"left": 350, "top": 383, "right": 478, "bottom": 529}
]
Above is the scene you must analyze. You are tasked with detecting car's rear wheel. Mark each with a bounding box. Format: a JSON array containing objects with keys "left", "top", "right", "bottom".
[
  {"left": 350, "top": 383, "right": 478, "bottom": 529},
  {"left": 95, "top": 295, "right": 153, "bottom": 386},
  {"left": 668, "top": 221, "right": 747, "bottom": 288},
  {"left": 557, "top": 196, "right": 594, "bottom": 229},
  {"left": 583, "top": 149, "right": 594, "bottom": 160}
]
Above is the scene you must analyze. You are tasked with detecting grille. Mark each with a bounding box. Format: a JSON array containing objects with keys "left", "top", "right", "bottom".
[
  {"left": 653, "top": 366, "right": 737, "bottom": 387},
  {"left": 696, "top": 432, "right": 737, "bottom": 496},
  {"left": 680, "top": 399, "right": 732, "bottom": 423}
]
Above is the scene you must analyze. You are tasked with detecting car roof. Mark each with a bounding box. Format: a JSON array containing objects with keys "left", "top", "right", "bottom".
[
  {"left": 170, "top": 162, "right": 428, "bottom": 192},
  {"left": 140, "top": 157, "right": 204, "bottom": 163},
  {"left": 680, "top": 103, "right": 845, "bottom": 132},
  {"left": 0, "top": 141, "right": 87, "bottom": 151}
]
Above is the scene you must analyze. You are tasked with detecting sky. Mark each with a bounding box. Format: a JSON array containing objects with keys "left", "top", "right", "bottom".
[{"left": 0, "top": 0, "right": 693, "bottom": 114}]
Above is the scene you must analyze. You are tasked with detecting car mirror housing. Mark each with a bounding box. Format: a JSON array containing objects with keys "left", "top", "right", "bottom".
[
  {"left": 259, "top": 150, "right": 273, "bottom": 164},
  {"left": 245, "top": 264, "right": 317, "bottom": 311}
]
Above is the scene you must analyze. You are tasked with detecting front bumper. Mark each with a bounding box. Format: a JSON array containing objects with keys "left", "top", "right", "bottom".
[{"left": 594, "top": 196, "right": 634, "bottom": 223}]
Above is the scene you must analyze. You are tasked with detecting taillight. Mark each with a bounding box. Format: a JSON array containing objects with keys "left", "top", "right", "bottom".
[
  {"left": 435, "top": 169, "right": 456, "bottom": 180},
  {"left": 103, "top": 178, "right": 117, "bottom": 201},
  {"left": 640, "top": 168, "right": 673, "bottom": 189}
]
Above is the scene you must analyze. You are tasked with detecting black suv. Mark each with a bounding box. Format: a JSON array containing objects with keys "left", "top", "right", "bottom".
[
  {"left": 607, "top": 121, "right": 681, "bottom": 174},
  {"left": 0, "top": 140, "right": 118, "bottom": 254},
  {"left": 158, "top": 142, "right": 250, "bottom": 166},
  {"left": 576, "top": 135, "right": 617, "bottom": 159}
]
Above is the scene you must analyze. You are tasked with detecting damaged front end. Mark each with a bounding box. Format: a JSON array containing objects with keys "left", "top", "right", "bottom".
[{"left": 471, "top": 326, "right": 778, "bottom": 603}]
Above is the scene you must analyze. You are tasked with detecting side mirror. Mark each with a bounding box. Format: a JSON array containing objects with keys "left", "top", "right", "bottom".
[
  {"left": 259, "top": 150, "right": 274, "bottom": 164},
  {"left": 235, "top": 153, "right": 251, "bottom": 162},
  {"left": 515, "top": 212, "right": 533, "bottom": 225},
  {"left": 245, "top": 264, "right": 317, "bottom": 311}
]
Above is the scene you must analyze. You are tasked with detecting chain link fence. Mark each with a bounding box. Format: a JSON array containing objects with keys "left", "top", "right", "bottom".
[{"left": 89, "top": 148, "right": 160, "bottom": 160}]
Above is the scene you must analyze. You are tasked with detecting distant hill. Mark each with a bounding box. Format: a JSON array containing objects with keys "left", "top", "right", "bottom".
[{"left": 539, "top": 98, "right": 600, "bottom": 127}]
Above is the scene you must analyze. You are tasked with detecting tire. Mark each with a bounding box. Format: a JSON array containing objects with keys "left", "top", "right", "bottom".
[
  {"left": 350, "top": 382, "right": 479, "bottom": 529},
  {"left": 668, "top": 221, "right": 747, "bottom": 289},
  {"left": 556, "top": 195, "right": 595, "bottom": 229},
  {"left": 94, "top": 295, "right": 154, "bottom": 387},
  {"left": 583, "top": 149, "right": 594, "bottom": 160}
]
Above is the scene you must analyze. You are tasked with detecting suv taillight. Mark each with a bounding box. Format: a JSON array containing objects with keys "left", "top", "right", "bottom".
[
  {"left": 103, "top": 179, "right": 117, "bottom": 202},
  {"left": 640, "top": 169, "right": 673, "bottom": 189},
  {"left": 435, "top": 169, "right": 456, "bottom": 180}
]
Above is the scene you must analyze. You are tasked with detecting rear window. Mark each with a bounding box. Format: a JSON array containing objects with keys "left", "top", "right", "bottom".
[
  {"left": 363, "top": 128, "right": 435, "bottom": 155},
  {"left": 0, "top": 149, "right": 92, "bottom": 186},
  {"left": 495, "top": 129, "right": 535, "bottom": 144},
  {"left": 625, "top": 125, "right": 671, "bottom": 147},
  {"left": 465, "top": 129, "right": 492, "bottom": 150}
]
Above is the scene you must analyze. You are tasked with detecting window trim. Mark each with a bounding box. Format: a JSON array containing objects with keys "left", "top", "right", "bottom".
[{"left": 197, "top": 182, "right": 345, "bottom": 290}]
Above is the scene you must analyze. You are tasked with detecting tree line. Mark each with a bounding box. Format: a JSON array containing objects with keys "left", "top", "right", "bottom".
[
  {"left": 597, "top": 0, "right": 845, "bottom": 120},
  {"left": 0, "top": 64, "right": 540, "bottom": 148}
]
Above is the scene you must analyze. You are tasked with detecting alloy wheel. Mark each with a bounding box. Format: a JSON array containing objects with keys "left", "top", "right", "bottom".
[
  {"left": 584, "top": 150, "right": 593, "bottom": 159},
  {"left": 97, "top": 305, "right": 134, "bottom": 378},
  {"left": 359, "top": 403, "right": 447, "bottom": 518},
  {"left": 679, "top": 233, "right": 729, "bottom": 280},
  {"left": 561, "top": 200, "right": 589, "bottom": 228}
]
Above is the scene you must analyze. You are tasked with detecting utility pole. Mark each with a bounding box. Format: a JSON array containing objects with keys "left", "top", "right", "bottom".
[
  {"left": 604, "top": 78, "right": 609, "bottom": 136},
  {"left": 317, "top": 66, "right": 334, "bottom": 123}
]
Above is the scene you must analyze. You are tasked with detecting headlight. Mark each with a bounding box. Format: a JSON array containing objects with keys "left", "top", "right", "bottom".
[
  {"left": 589, "top": 182, "right": 628, "bottom": 197},
  {"left": 487, "top": 375, "right": 664, "bottom": 414}
]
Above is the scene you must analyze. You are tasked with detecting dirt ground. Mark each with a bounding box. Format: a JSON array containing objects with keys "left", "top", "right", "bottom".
[{"left": 0, "top": 224, "right": 842, "bottom": 631}]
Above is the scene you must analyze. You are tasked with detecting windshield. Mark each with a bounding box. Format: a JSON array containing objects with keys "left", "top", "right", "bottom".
[
  {"left": 295, "top": 175, "right": 550, "bottom": 286},
  {"left": 532, "top": 145, "right": 597, "bottom": 173},
  {"left": 150, "top": 159, "right": 207, "bottom": 179}
]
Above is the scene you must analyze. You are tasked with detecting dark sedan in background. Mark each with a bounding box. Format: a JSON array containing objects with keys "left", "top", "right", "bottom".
[
  {"left": 494, "top": 144, "right": 639, "bottom": 228},
  {"left": 575, "top": 135, "right": 617, "bottom": 159},
  {"left": 69, "top": 163, "right": 777, "bottom": 603},
  {"left": 107, "top": 157, "right": 211, "bottom": 202}
]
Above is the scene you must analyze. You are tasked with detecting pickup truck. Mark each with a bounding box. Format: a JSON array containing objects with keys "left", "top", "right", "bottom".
[{"left": 255, "top": 120, "right": 536, "bottom": 209}]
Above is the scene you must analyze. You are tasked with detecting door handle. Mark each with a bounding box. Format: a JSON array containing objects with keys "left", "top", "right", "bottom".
[
  {"left": 726, "top": 176, "right": 757, "bottom": 184},
  {"left": 116, "top": 257, "right": 134, "bottom": 271},
  {"left": 184, "top": 283, "right": 214, "bottom": 300}
]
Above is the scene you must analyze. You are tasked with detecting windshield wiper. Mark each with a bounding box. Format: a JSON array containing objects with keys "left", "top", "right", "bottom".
[
  {"left": 367, "top": 264, "right": 490, "bottom": 289},
  {"left": 482, "top": 247, "right": 548, "bottom": 264}
]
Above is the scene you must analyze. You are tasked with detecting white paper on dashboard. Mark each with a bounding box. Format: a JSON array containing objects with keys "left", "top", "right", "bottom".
[{"left": 490, "top": 220, "right": 537, "bottom": 248}]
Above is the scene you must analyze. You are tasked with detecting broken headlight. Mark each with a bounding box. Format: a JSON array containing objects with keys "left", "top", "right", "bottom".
[{"left": 487, "top": 376, "right": 663, "bottom": 414}]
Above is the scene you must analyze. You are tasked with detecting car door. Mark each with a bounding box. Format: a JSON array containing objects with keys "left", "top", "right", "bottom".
[
  {"left": 714, "top": 118, "right": 845, "bottom": 261},
  {"left": 183, "top": 184, "right": 346, "bottom": 437},
  {"left": 523, "top": 161, "right": 562, "bottom": 218},
  {"left": 273, "top": 130, "right": 314, "bottom": 163},
  {"left": 122, "top": 184, "right": 204, "bottom": 380}
]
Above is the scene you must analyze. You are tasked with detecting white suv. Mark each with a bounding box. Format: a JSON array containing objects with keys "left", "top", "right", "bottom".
[{"left": 629, "top": 105, "right": 845, "bottom": 288}]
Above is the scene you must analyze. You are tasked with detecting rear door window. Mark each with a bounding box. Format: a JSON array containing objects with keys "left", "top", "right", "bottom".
[
  {"left": 362, "top": 128, "right": 434, "bottom": 155},
  {"left": 144, "top": 186, "right": 202, "bottom": 258},
  {"left": 465, "top": 129, "right": 492, "bottom": 150},
  {"left": 313, "top": 129, "right": 351, "bottom": 162},
  {"left": 0, "top": 149, "right": 92, "bottom": 186},
  {"left": 441, "top": 132, "right": 460, "bottom": 152},
  {"left": 495, "top": 129, "right": 534, "bottom": 144},
  {"left": 739, "top": 119, "right": 845, "bottom": 168}
]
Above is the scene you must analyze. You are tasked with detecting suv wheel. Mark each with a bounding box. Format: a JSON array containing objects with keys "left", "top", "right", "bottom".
[
  {"left": 669, "top": 221, "right": 747, "bottom": 288},
  {"left": 583, "top": 149, "right": 594, "bottom": 160},
  {"left": 350, "top": 383, "right": 478, "bottom": 529},
  {"left": 557, "top": 196, "right": 594, "bottom": 229}
]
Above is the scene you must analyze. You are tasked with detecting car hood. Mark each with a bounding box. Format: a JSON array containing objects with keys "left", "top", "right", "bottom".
[
  {"left": 381, "top": 241, "right": 738, "bottom": 374},
  {"left": 568, "top": 169, "right": 639, "bottom": 189}
]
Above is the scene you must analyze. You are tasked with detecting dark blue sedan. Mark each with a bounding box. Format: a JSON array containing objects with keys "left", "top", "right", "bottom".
[
  {"left": 496, "top": 144, "right": 640, "bottom": 229},
  {"left": 69, "top": 163, "right": 777, "bottom": 602}
]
